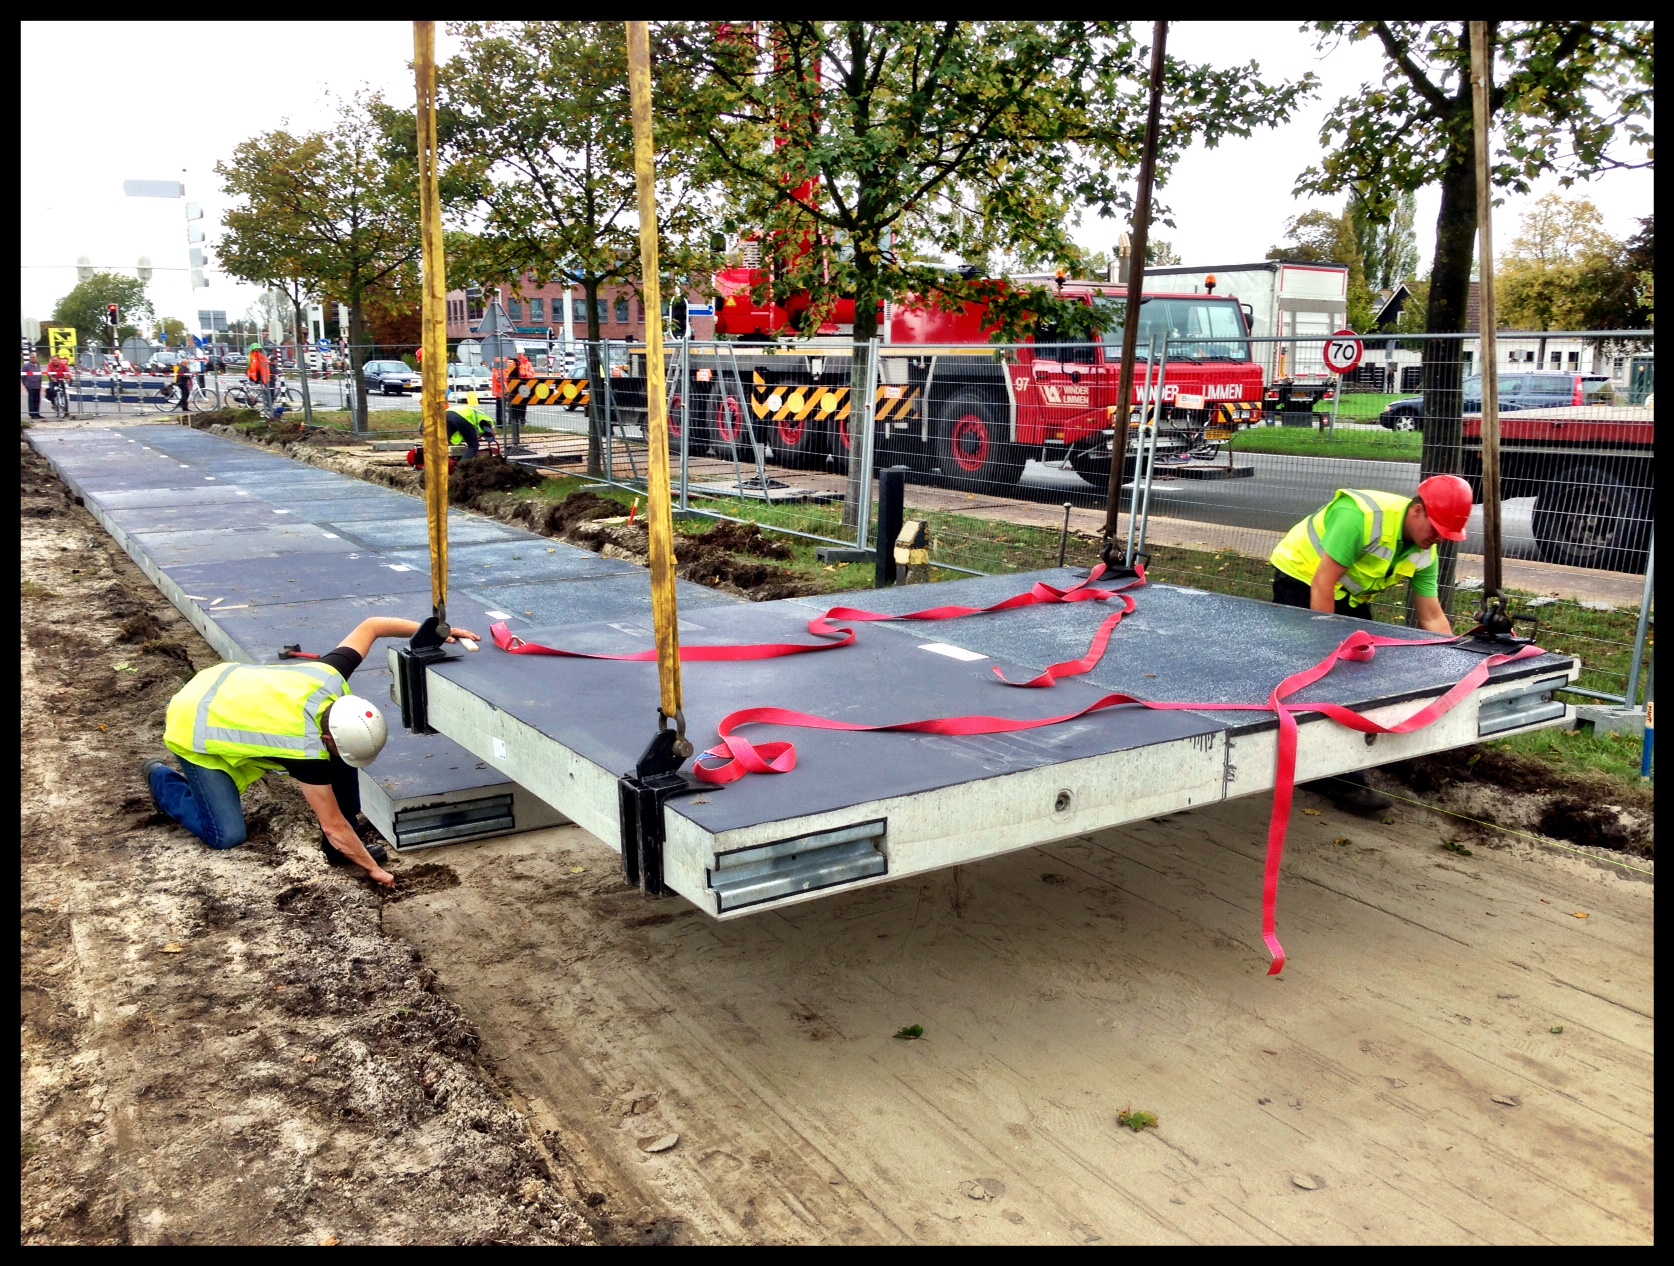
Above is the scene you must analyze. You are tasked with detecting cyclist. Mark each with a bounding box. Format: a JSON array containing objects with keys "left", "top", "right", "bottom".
[
  {"left": 45, "top": 351, "right": 73, "bottom": 415},
  {"left": 247, "top": 343, "right": 274, "bottom": 415}
]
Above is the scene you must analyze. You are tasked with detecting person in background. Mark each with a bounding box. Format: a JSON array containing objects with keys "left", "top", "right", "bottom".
[
  {"left": 45, "top": 350, "right": 73, "bottom": 412},
  {"left": 247, "top": 342, "right": 273, "bottom": 414},
  {"left": 174, "top": 357, "right": 195, "bottom": 413},
  {"left": 21, "top": 351, "right": 44, "bottom": 418}
]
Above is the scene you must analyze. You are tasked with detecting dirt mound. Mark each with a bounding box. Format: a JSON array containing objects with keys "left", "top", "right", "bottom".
[
  {"left": 19, "top": 440, "right": 595, "bottom": 1246},
  {"left": 694, "top": 519, "right": 793, "bottom": 560},
  {"left": 542, "top": 489, "right": 624, "bottom": 535},
  {"left": 449, "top": 456, "right": 546, "bottom": 504},
  {"left": 1382, "top": 745, "right": 1653, "bottom": 858}
]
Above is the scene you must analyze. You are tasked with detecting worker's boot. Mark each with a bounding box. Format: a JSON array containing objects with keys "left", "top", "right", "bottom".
[{"left": 1309, "top": 772, "right": 1393, "bottom": 815}]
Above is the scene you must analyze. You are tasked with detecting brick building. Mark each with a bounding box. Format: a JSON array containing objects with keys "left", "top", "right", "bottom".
[{"left": 445, "top": 273, "right": 715, "bottom": 345}]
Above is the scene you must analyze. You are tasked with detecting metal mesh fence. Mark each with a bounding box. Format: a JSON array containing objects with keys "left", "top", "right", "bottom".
[{"left": 25, "top": 328, "right": 1649, "bottom": 706}]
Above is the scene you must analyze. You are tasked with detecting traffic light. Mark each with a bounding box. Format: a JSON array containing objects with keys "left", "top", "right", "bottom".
[{"left": 106, "top": 304, "right": 120, "bottom": 329}]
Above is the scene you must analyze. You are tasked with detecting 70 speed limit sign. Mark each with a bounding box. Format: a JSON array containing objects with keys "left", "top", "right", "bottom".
[{"left": 1324, "top": 330, "right": 1364, "bottom": 375}]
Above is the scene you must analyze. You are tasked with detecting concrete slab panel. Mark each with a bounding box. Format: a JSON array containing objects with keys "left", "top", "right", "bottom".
[
  {"left": 326, "top": 514, "right": 530, "bottom": 552},
  {"left": 388, "top": 538, "right": 641, "bottom": 587},
  {"left": 452, "top": 574, "right": 739, "bottom": 632},
  {"left": 125, "top": 524, "right": 363, "bottom": 567},
  {"left": 165, "top": 551, "right": 437, "bottom": 609}
]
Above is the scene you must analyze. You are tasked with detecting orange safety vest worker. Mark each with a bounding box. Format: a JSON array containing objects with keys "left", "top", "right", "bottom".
[{"left": 247, "top": 348, "right": 272, "bottom": 385}]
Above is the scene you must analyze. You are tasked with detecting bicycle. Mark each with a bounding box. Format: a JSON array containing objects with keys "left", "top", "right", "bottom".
[
  {"left": 46, "top": 379, "right": 72, "bottom": 419},
  {"left": 223, "top": 380, "right": 302, "bottom": 416},
  {"left": 150, "top": 383, "right": 220, "bottom": 414}
]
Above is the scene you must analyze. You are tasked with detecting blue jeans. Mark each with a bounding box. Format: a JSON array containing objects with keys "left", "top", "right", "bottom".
[{"left": 149, "top": 757, "right": 249, "bottom": 850}]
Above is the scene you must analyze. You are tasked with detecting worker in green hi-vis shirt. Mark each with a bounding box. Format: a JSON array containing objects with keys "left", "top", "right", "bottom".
[{"left": 1270, "top": 474, "right": 1474, "bottom": 813}]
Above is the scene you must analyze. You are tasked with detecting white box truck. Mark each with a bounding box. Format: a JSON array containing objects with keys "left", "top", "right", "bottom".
[{"left": 1145, "top": 260, "right": 1350, "bottom": 421}]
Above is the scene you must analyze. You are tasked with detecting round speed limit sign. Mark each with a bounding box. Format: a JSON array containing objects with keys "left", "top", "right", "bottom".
[{"left": 1324, "top": 330, "right": 1364, "bottom": 375}]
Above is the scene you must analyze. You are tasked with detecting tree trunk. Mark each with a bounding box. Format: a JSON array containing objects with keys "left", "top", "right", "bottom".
[
  {"left": 582, "top": 279, "right": 604, "bottom": 477},
  {"left": 292, "top": 294, "right": 315, "bottom": 426},
  {"left": 1414, "top": 101, "right": 1478, "bottom": 620},
  {"left": 348, "top": 298, "right": 370, "bottom": 434}
]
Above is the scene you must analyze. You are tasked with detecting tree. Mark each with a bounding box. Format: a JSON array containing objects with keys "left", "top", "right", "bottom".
[
  {"left": 1298, "top": 21, "right": 1653, "bottom": 609},
  {"left": 1350, "top": 187, "right": 1417, "bottom": 293},
  {"left": 436, "top": 22, "right": 713, "bottom": 475},
  {"left": 1583, "top": 215, "right": 1654, "bottom": 330},
  {"left": 1267, "top": 207, "right": 1377, "bottom": 330},
  {"left": 49, "top": 272, "right": 153, "bottom": 350},
  {"left": 153, "top": 316, "right": 192, "bottom": 348},
  {"left": 672, "top": 22, "right": 1310, "bottom": 342},
  {"left": 667, "top": 21, "right": 1311, "bottom": 522},
  {"left": 1497, "top": 194, "right": 1616, "bottom": 330},
  {"left": 216, "top": 92, "right": 421, "bottom": 431}
]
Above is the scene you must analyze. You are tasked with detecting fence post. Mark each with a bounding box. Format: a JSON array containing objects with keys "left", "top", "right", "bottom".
[
  {"left": 678, "top": 327, "right": 691, "bottom": 515},
  {"left": 876, "top": 466, "right": 906, "bottom": 588},
  {"left": 1135, "top": 335, "right": 1170, "bottom": 559},
  {"left": 1626, "top": 534, "right": 1655, "bottom": 708},
  {"left": 854, "top": 337, "right": 881, "bottom": 553},
  {"left": 1124, "top": 333, "right": 1160, "bottom": 565}
]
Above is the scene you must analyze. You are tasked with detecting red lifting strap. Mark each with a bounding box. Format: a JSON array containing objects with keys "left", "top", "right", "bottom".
[{"left": 487, "top": 566, "right": 1544, "bottom": 975}]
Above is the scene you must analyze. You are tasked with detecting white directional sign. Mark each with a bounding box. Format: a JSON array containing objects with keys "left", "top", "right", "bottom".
[{"left": 1324, "top": 330, "right": 1364, "bottom": 375}]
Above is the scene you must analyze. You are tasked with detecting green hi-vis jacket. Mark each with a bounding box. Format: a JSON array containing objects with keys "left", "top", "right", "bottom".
[{"left": 1271, "top": 488, "right": 1437, "bottom": 608}]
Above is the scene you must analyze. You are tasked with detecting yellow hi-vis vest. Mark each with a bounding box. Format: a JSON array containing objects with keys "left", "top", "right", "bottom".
[
  {"left": 1270, "top": 488, "right": 1437, "bottom": 608},
  {"left": 163, "top": 661, "right": 347, "bottom": 793},
  {"left": 447, "top": 405, "right": 490, "bottom": 445}
]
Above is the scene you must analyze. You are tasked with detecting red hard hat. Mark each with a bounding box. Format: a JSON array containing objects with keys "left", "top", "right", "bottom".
[{"left": 1416, "top": 474, "right": 1472, "bottom": 541}]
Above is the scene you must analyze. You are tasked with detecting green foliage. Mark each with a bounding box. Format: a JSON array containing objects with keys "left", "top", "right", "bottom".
[
  {"left": 1118, "top": 1105, "right": 1159, "bottom": 1132},
  {"left": 49, "top": 272, "right": 153, "bottom": 348},
  {"left": 437, "top": 22, "right": 710, "bottom": 338},
  {"left": 893, "top": 1024, "right": 925, "bottom": 1041},
  {"left": 1351, "top": 187, "right": 1418, "bottom": 294},
  {"left": 663, "top": 21, "right": 1313, "bottom": 342},
  {"left": 216, "top": 91, "right": 420, "bottom": 427},
  {"left": 1299, "top": 22, "right": 1654, "bottom": 339},
  {"left": 1230, "top": 425, "right": 1421, "bottom": 463},
  {"left": 1497, "top": 194, "right": 1618, "bottom": 332}
]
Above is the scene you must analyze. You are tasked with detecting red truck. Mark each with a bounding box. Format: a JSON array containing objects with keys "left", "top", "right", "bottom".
[
  {"left": 652, "top": 277, "right": 1266, "bottom": 492},
  {"left": 1461, "top": 403, "right": 1654, "bottom": 574}
]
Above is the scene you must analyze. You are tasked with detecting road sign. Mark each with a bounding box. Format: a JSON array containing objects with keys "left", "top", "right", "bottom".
[
  {"left": 318, "top": 338, "right": 333, "bottom": 352},
  {"left": 686, "top": 305, "right": 715, "bottom": 318},
  {"left": 1324, "top": 330, "right": 1364, "bottom": 375},
  {"left": 23, "top": 316, "right": 42, "bottom": 342},
  {"left": 47, "top": 327, "right": 77, "bottom": 358}
]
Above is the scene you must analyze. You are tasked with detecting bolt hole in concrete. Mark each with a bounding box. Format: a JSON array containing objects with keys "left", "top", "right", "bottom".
[{"left": 1054, "top": 789, "right": 1073, "bottom": 813}]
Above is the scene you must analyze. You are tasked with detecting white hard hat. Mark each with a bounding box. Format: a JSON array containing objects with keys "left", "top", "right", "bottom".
[{"left": 324, "top": 694, "right": 388, "bottom": 768}]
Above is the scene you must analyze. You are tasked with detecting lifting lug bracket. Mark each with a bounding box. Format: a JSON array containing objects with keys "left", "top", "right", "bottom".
[
  {"left": 618, "top": 722, "right": 702, "bottom": 899},
  {"left": 394, "top": 614, "right": 457, "bottom": 735}
]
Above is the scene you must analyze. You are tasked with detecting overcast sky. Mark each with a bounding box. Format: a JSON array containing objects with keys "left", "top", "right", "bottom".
[{"left": 19, "top": 21, "right": 1653, "bottom": 334}]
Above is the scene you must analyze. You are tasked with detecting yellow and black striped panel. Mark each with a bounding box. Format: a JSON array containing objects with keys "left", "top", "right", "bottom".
[
  {"left": 746, "top": 382, "right": 922, "bottom": 425},
  {"left": 873, "top": 384, "right": 920, "bottom": 423},
  {"left": 505, "top": 376, "right": 590, "bottom": 407},
  {"left": 1205, "top": 400, "right": 1258, "bottom": 442}
]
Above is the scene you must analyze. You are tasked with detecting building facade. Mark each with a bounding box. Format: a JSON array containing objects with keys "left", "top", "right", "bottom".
[{"left": 445, "top": 273, "right": 715, "bottom": 347}]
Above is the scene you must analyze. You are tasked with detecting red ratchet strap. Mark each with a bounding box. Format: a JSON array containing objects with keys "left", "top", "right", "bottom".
[
  {"left": 488, "top": 564, "right": 1145, "bottom": 676},
  {"left": 692, "top": 627, "right": 1543, "bottom": 977}
]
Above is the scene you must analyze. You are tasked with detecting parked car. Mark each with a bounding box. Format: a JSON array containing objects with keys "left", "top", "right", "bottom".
[
  {"left": 1379, "top": 373, "right": 1616, "bottom": 430},
  {"left": 445, "top": 362, "right": 495, "bottom": 402},
  {"left": 143, "top": 351, "right": 183, "bottom": 374},
  {"left": 363, "top": 359, "right": 422, "bottom": 395}
]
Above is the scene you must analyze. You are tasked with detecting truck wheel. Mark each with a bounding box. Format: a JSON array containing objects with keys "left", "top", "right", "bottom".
[
  {"left": 931, "top": 388, "right": 1024, "bottom": 493},
  {"left": 705, "top": 384, "right": 751, "bottom": 460},
  {"left": 765, "top": 387, "right": 821, "bottom": 469},
  {"left": 1531, "top": 464, "right": 1651, "bottom": 573}
]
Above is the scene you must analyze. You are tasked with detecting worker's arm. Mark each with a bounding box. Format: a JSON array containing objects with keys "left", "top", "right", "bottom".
[
  {"left": 1412, "top": 594, "right": 1454, "bottom": 635},
  {"left": 1309, "top": 555, "right": 1350, "bottom": 613},
  {"left": 299, "top": 781, "right": 394, "bottom": 887},
  {"left": 334, "top": 617, "right": 481, "bottom": 659}
]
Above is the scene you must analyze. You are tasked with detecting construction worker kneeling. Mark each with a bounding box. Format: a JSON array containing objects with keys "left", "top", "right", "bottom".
[
  {"left": 1269, "top": 475, "right": 1473, "bottom": 814},
  {"left": 144, "top": 616, "right": 478, "bottom": 887},
  {"left": 446, "top": 403, "right": 493, "bottom": 459}
]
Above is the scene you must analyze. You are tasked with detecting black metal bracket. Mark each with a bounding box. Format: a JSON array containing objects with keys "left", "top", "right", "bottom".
[
  {"left": 617, "top": 718, "right": 701, "bottom": 898},
  {"left": 1083, "top": 540, "right": 1149, "bottom": 580},
  {"left": 1463, "top": 594, "right": 1540, "bottom": 649},
  {"left": 394, "top": 614, "right": 456, "bottom": 734}
]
